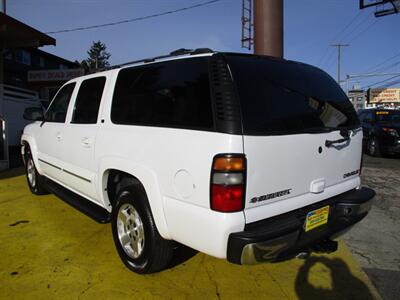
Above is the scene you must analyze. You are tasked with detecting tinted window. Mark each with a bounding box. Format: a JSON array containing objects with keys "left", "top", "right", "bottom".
[
  {"left": 227, "top": 55, "right": 359, "bottom": 135},
  {"left": 111, "top": 58, "right": 213, "bottom": 130},
  {"left": 45, "top": 83, "right": 76, "bottom": 123},
  {"left": 72, "top": 77, "right": 106, "bottom": 124}
]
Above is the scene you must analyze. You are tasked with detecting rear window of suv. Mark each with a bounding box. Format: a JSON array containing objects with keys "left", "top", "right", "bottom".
[{"left": 226, "top": 55, "right": 359, "bottom": 135}]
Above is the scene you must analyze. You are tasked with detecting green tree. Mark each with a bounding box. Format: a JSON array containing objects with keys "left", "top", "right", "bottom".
[{"left": 85, "top": 40, "right": 111, "bottom": 69}]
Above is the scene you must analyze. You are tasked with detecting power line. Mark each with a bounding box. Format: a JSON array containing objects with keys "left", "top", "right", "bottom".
[
  {"left": 318, "top": 47, "right": 335, "bottom": 68},
  {"left": 381, "top": 78, "right": 400, "bottom": 88},
  {"left": 321, "top": 15, "right": 375, "bottom": 69},
  {"left": 361, "top": 74, "right": 400, "bottom": 89},
  {"left": 45, "top": 0, "right": 222, "bottom": 34},
  {"left": 345, "top": 19, "right": 379, "bottom": 43},
  {"left": 339, "top": 13, "right": 370, "bottom": 42},
  {"left": 364, "top": 50, "right": 400, "bottom": 73},
  {"left": 331, "top": 11, "right": 363, "bottom": 43},
  {"left": 317, "top": 11, "right": 363, "bottom": 67},
  {"left": 373, "top": 60, "right": 400, "bottom": 74}
]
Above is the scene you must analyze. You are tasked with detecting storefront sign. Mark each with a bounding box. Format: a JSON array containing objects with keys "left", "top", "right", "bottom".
[
  {"left": 28, "top": 69, "right": 84, "bottom": 82},
  {"left": 370, "top": 88, "right": 400, "bottom": 103}
]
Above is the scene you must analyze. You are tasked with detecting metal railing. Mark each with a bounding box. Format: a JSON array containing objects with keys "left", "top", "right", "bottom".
[{"left": 1, "top": 83, "right": 39, "bottom": 103}]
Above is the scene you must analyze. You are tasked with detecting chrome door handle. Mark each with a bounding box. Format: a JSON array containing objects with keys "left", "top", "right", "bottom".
[{"left": 81, "top": 137, "right": 90, "bottom": 147}]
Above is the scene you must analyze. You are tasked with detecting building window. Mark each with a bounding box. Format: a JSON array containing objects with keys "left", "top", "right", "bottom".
[
  {"left": 357, "top": 97, "right": 363, "bottom": 102},
  {"left": 39, "top": 57, "right": 45, "bottom": 68},
  {"left": 349, "top": 97, "right": 354, "bottom": 102},
  {"left": 15, "top": 49, "right": 31, "bottom": 65},
  {"left": 59, "top": 64, "right": 68, "bottom": 70}
]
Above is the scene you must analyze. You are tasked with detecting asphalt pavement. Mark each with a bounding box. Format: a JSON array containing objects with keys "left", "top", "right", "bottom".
[
  {"left": 343, "top": 154, "right": 400, "bottom": 300},
  {"left": 0, "top": 168, "right": 381, "bottom": 299}
]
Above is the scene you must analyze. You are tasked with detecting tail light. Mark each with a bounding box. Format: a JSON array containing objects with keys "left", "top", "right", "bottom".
[
  {"left": 382, "top": 128, "right": 399, "bottom": 137},
  {"left": 210, "top": 154, "right": 246, "bottom": 212}
]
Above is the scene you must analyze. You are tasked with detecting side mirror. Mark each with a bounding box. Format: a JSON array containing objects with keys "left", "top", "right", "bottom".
[{"left": 23, "top": 107, "right": 44, "bottom": 121}]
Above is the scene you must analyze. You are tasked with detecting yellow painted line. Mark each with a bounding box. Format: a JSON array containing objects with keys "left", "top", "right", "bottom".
[{"left": 0, "top": 174, "right": 381, "bottom": 299}]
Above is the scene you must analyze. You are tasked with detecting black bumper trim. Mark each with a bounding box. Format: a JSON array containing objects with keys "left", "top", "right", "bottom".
[{"left": 227, "top": 187, "right": 375, "bottom": 265}]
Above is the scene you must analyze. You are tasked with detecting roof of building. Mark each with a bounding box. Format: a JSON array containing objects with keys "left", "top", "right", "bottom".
[
  {"left": 33, "top": 49, "right": 79, "bottom": 67},
  {"left": 0, "top": 12, "right": 55, "bottom": 48}
]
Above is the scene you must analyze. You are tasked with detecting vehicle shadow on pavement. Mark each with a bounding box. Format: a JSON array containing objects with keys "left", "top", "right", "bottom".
[
  {"left": 295, "top": 256, "right": 374, "bottom": 300},
  {"left": 167, "top": 243, "right": 199, "bottom": 269},
  {"left": 0, "top": 167, "right": 25, "bottom": 180}
]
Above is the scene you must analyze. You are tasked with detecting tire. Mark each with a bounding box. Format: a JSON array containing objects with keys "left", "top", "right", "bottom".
[
  {"left": 368, "top": 137, "right": 381, "bottom": 157},
  {"left": 111, "top": 178, "right": 173, "bottom": 274},
  {"left": 25, "top": 146, "right": 48, "bottom": 195}
]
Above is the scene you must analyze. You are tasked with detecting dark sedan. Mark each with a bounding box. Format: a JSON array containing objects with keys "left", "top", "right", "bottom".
[{"left": 358, "top": 109, "right": 400, "bottom": 157}]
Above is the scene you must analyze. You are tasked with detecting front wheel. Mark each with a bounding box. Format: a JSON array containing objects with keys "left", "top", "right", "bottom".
[
  {"left": 111, "top": 179, "right": 173, "bottom": 274},
  {"left": 25, "top": 146, "right": 48, "bottom": 195},
  {"left": 368, "top": 137, "right": 381, "bottom": 157}
]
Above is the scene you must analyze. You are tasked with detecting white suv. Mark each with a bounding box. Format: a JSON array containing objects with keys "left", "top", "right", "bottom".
[{"left": 21, "top": 49, "right": 375, "bottom": 274}]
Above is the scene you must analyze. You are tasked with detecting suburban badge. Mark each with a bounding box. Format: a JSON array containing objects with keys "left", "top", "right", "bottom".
[{"left": 250, "top": 189, "right": 292, "bottom": 203}]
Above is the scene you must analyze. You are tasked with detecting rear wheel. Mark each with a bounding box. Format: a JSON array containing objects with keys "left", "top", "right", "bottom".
[
  {"left": 25, "top": 146, "right": 48, "bottom": 195},
  {"left": 111, "top": 178, "right": 173, "bottom": 274},
  {"left": 368, "top": 137, "right": 381, "bottom": 157}
]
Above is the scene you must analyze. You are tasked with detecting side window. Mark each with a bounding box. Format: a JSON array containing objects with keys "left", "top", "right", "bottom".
[
  {"left": 45, "top": 83, "right": 76, "bottom": 123},
  {"left": 72, "top": 77, "right": 106, "bottom": 124},
  {"left": 111, "top": 58, "right": 214, "bottom": 130}
]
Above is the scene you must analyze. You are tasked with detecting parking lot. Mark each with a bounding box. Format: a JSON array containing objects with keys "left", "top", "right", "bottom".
[
  {"left": 0, "top": 156, "right": 396, "bottom": 299},
  {"left": 343, "top": 154, "right": 400, "bottom": 300}
]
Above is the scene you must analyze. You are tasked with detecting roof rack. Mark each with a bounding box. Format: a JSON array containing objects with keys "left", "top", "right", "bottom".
[{"left": 109, "top": 48, "right": 214, "bottom": 70}]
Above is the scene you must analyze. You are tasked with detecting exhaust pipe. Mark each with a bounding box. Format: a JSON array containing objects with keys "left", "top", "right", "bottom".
[
  {"left": 296, "top": 240, "right": 338, "bottom": 260},
  {"left": 311, "top": 239, "right": 338, "bottom": 254}
]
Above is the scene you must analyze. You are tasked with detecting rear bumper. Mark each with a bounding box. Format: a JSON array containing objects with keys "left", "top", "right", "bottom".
[{"left": 227, "top": 187, "right": 375, "bottom": 265}]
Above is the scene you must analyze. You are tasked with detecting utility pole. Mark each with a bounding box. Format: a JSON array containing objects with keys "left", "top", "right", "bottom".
[
  {"left": 254, "top": 0, "right": 283, "bottom": 58},
  {"left": 330, "top": 44, "right": 349, "bottom": 83}
]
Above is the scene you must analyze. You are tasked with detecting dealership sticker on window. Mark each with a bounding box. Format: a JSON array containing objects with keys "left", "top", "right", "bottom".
[{"left": 304, "top": 205, "right": 330, "bottom": 232}]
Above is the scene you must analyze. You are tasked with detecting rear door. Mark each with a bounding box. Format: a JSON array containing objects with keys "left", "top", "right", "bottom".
[{"left": 226, "top": 55, "right": 362, "bottom": 223}]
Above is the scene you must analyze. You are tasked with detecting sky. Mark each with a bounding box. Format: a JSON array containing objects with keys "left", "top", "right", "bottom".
[{"left": 6, "top": 0, "right": 400, "bottom": 91}]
